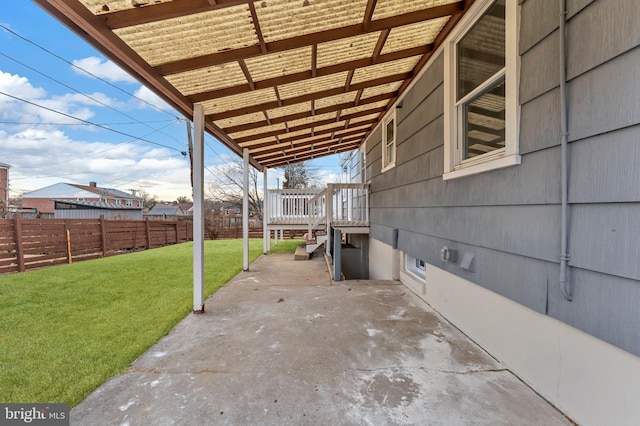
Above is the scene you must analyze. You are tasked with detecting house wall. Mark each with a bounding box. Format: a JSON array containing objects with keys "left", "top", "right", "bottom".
[
  {"left": 23, "top": 197, "right": 101, "bottom": 214},
  {"left": 21, "top": 198, "right": 56, "bottom": 214},
  {"left": 365, "top": 0, "right": 640, "bottom": 423}
]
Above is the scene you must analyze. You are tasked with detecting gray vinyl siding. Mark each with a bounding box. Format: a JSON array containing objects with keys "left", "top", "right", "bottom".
[{"left": 366, "top": 0, "right": 640, "bottom": 356}]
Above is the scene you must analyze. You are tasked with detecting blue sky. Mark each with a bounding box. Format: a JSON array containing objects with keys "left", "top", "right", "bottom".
[{"left": 0, "top": 2, "right": 345, "bottom": 201}]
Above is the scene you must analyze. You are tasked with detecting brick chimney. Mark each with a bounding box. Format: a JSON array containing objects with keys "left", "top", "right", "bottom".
[
  {"left": 0, "top": 164, "right": 9, "bottom": 208},
  {"left": 89, "top": 181, "right": 97, "bottom": 187}
]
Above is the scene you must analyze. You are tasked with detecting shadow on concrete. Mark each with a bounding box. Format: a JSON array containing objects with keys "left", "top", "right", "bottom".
[{"left": 71, "top": 253, "right": 571, "bottom": 425}]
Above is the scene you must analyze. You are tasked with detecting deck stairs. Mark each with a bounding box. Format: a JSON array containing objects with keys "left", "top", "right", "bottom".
[
  {"left": 266, "top": 183, "right": 369, "bottom": 262},
  {"left": 293, "top": 232, "right": 327, "bottom": 260},
  {"left": 305, "top": 231, "right": 327, "bottom": 254}
]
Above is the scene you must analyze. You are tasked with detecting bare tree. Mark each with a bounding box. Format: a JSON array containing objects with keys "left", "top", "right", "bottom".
[
  {"left": 280, "top": 161, "right": 318, "bottom": 189},
  {"left": 207, "top": 157, "right": 263, "bottom": 224},
  {"left": 131, "top": 188, "right": 157, "bottom": 210},
  {"left": 204, "top": 199, "right": 223, "bottom": 239}
]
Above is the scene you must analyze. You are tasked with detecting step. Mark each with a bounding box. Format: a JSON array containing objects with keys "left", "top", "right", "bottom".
[{"left": 294, "top": 244, "right": 311, "bottom": 260}]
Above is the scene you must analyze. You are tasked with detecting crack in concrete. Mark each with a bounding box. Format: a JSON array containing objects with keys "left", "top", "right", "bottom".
[
  {"left": 352, "top": 366, "right": 509, "bottom": 376},
  {"left": 127, "top": 368, "right": 237, "bottom": 375}
]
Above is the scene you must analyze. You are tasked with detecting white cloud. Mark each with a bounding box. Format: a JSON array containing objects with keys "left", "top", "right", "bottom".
[
  {"left": 0, "top": 69, "right": 190, "bottom": 201},
  {"left": 1, "top": 128, "right": 191, "bottom": 201},
  {"left": 0, "top": 70, "right": 122, "bottom": 126},
  {"left": 72, "top": 56, "right": 137, "bottom": 84},
  {"left": 315, "top": 169, "right": 342, "bottom": 185},
  {"left": 0, "top": 71, "right": 45, "bottom": 99},
  {"left": 133, "top": 85, "right": 172, "bottom": 112}
]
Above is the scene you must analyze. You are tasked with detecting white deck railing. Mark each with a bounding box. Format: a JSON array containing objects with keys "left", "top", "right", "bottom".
[
  {"left": 329, "top": 183, "right": 369, "bottom": 227},
  {"left": 266, "top": 188, "right": 322, "bottom": 225},
  {"left": 266, "top": 184, "right": 369, "bottom": 235},
  {"left": 265, "top": 184, "right": 369, "bottom": 236}
]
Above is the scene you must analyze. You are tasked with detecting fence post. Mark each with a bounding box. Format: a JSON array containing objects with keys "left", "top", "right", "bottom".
[
  {"left": 99, "top": 215, "right": 108, "bottom": 257},
  {"left": 64, "top": 220, "right": 72, "bottom": 264},
  {"left": 145, "top": 218, "right": 152, "bottom": 248},
  {"left": 13, "top": 213, "right": 25, "bottom": 272},
  {"left": 175, "top": 222, "right": 179, "bottom": 244}
]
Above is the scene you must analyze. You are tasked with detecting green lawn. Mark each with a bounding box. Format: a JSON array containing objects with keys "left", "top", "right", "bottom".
[{"left": 0, "top": 238, "right": 301, "bottom": 406}]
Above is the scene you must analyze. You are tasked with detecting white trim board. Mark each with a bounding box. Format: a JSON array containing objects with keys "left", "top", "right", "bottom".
[{"left": 405, "top": 263, "right": 640, "bottom": 426}]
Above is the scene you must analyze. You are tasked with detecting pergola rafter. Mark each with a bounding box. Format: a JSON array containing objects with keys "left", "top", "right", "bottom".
[{"left": 35, "top": 0, "right": 475, "bottom": 168}]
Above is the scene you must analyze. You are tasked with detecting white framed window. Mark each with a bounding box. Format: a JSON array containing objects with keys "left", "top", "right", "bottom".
[
  {"left": 126, "top": 200, "right": 133, "bottom": 207},
  {"left": 405, "top": 255, "right": 426, "bottom": 280},
  {"left": 443, "top": 0, "right": 520, "bottom": 180},
  {"left": 114, "top": 199, "right": 121, "bottom": 205},
  {"left": 381, "top": 112, "right": 396, "bottom": 171}
]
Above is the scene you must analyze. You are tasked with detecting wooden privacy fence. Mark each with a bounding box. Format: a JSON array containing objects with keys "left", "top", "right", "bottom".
[
  {"left": 210, "top": 228, "right": 305, "bottom": 240},
  {"left": 0, "top": 215, "right": 193, "bottom": 275}
]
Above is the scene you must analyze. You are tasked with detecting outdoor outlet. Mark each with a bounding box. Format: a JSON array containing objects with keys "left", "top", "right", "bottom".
[{"left": 440, "top": 246, "right": 457, "bottom": 263}]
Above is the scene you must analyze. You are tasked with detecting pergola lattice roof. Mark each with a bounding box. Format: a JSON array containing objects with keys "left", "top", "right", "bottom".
[{"left": 34, "top": 0, "right": 475, "bottom": 170}]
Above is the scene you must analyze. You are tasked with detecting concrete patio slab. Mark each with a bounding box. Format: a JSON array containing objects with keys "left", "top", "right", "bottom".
[{"left": 71, "top": 253, "right": 572, "bottom": 425}]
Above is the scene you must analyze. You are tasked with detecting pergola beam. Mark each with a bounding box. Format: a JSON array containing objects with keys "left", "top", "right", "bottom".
[
  {"left": 253, "top": 135, "right": 364, "bottom": 161},
  {"left": 234, "top": 107, "right": 385, "bottom": 143},
  {"left": 248, "top": 2, "right": 267, "bottom": 54},
  {"left": 208, "top": 72, "right": 409, "bottom": 121},
  {"left": 188, "top": 46, "right": 426, "bottom": 103},
  {"left": 242, "top": 122, "right": 374, "bottom": 151},
  {"left": 102, "top": 0, "right": 252, "bottom": 29},
  {"left": 261, "top": 142, "right": 361, "bottom": 168},
  {"left": 362, "top": 0, "right": 378, "bottom": 32},
  {"left": 155, "top": 3, "right": 462, "bottom": 75},
  {"left": 222, "top": 90, "right": 398, "bottom": 134}
]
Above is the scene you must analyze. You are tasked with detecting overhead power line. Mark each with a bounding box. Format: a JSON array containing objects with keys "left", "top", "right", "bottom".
[
  {"left": 0, "top": 23, "right": 179, "bottom": 118},
  {"left": 0, "top": 119, "right": 177, "bottom": 126},
  {"left": 0, "top": 50, "right": 184, "bottom": 146},
  {"left": 0, "top": 90, "right": 186, "bottom": 155}
]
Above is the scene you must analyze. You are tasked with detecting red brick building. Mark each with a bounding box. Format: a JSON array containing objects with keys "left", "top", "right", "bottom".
[
  {"left": 0, "top": 162, "right": 9, "bottom": 213},
  {"left": 22, "top": 181, "right": 142, "bottom": 214}
]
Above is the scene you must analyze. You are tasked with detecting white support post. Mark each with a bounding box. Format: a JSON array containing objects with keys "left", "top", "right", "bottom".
[
  {"left": 193, "top": 104, "right": 205, "bottom": 313},
  {"left": 325, "top": 184, "right": 333, "bottom": 256},
  {"left": 263, "top": 168, "right": 268, "bottom": 254},
  {"left": 243, "top": 148, "right": 250, "bottom": 271}
]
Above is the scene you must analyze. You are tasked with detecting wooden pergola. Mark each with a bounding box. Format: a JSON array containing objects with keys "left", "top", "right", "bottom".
[{"left": 34, "top": 0, "right": 476, "bottom": 311}]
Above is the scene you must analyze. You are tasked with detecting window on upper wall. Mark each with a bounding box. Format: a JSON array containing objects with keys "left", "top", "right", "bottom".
[
  {"left": 382, "top": 112, "right": 396, "bottom": 171},
  {"left": 443, "top": 0, "right": 520, "bottom": 180}
]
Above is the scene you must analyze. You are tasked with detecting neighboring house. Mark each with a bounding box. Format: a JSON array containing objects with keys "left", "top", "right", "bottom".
[
  {"left": 22, "top": 182, "right": 142, "bottom": 214},
  {"left": 146, "top": 205, "right": 185, "bottom": 220},
  {"left": 177, "top": 202, "right": 193, "bottom": 215},
  {"left": 54, "top": 199, "right": 143, "bottom": 220},
  {"left": 0, "top": 162, "right": 9, "bottom": 213}
]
